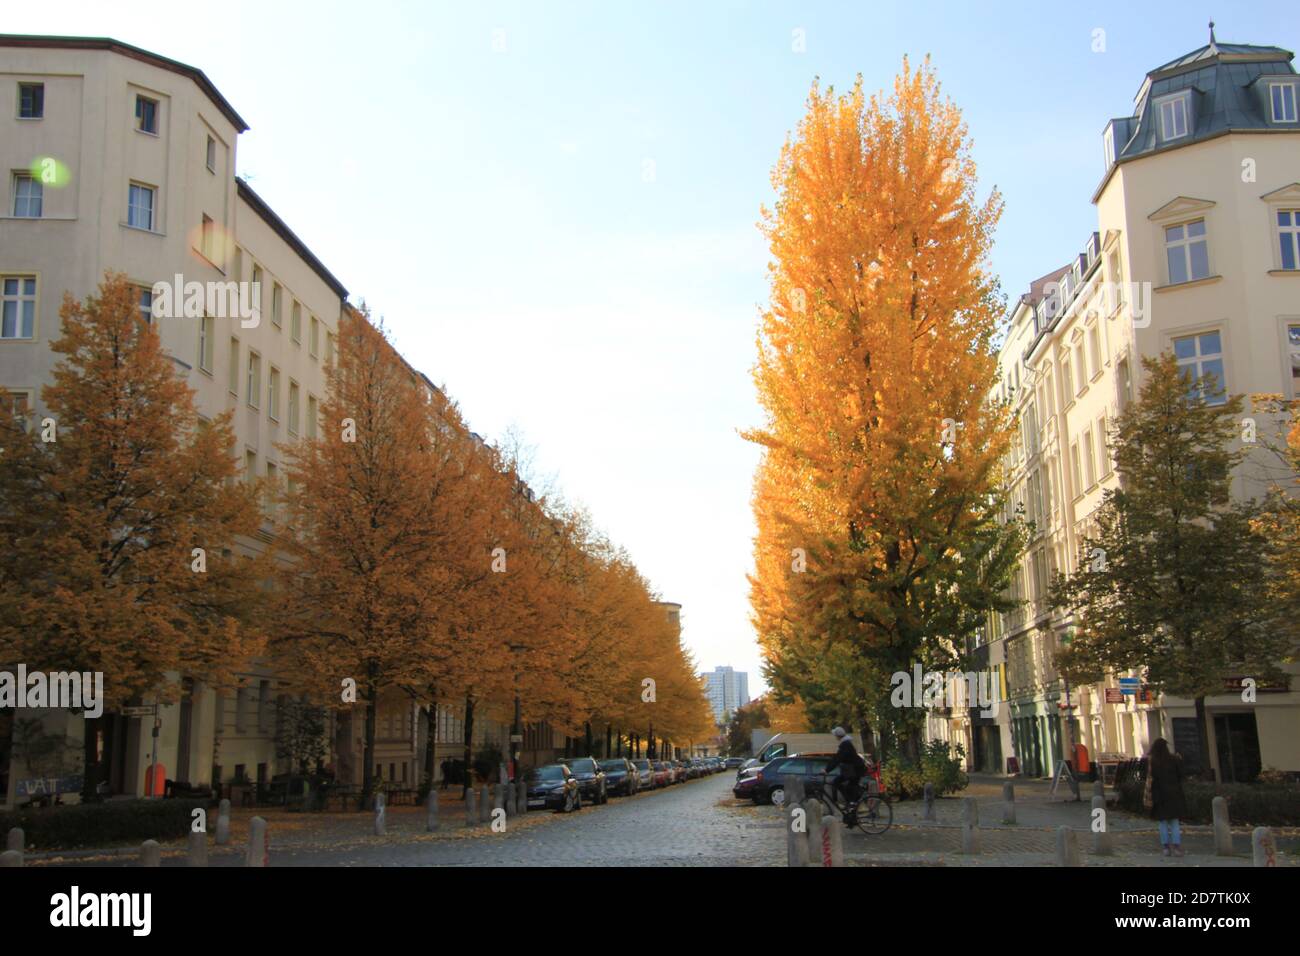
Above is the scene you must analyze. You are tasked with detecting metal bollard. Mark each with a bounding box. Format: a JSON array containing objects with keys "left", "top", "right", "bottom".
[
  {"left": 960, "top": 796, "right": 980, "bottom": 854},
  {"left": 923, "top": 782, "right": 937, "bottom": 821},
  {"left": 1001, "top": 782, "right": 1016, "bottom": 824}
]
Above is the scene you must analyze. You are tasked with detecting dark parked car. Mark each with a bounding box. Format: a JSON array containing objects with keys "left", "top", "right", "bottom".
[
  {"left": 599, "top": 758, "right": 638, "bottom": 796},
  {"left": 560, "top": 756, "right": 609, "bottom": 804},
  {"left": 732, "top": 765, "right": 762, "bottom": 800},
  {"left": 632, "top": 758, "right": 655, "bottom": 790},
  {"left": 749, "top": 754, "right": 835, "bottom": 806},
  {"left": 524, "top": 764, "right": 581, "bottom": 812}
]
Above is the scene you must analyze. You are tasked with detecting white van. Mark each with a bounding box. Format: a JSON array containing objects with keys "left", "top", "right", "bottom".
[{"left": 753, "top": 732, "right": 862, "bottom": 765}]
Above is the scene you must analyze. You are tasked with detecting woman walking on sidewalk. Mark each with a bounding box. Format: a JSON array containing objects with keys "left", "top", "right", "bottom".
[{"left": 1147, "top": 738, "right": 1187, "bottom": 858}]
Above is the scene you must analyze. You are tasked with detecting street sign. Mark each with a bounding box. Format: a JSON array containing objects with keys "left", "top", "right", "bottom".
[
  {"left": 1104, "top": 688, "right": 1124, "bottom": 703},
  {"left": 1118, "top": 677, "right": 1140, "bottom": 695},
  {"left": 509, "top": 734, "right": 523, "bottom": 743},
  {"left": 120, "top": 705, "right": 157, "bottom": 717}
]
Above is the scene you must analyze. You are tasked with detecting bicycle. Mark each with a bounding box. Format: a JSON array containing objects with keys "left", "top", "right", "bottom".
[{"left": 818, "top": 770, "right": 893, "bottom": 835}]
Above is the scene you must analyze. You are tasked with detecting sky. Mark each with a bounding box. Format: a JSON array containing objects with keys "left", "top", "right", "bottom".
[{"left": 8, "top": 1, "right": 1298, "bottom": 696}]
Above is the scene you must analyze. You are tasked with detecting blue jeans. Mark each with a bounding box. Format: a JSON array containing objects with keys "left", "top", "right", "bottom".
[{"left": 1158, "top": 819, "right": 1181, "bottom": 845}]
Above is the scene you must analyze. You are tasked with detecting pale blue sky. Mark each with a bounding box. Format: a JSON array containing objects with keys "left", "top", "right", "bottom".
[{"left": 10, "top": 2, "right": 1297, "bottom": 696}]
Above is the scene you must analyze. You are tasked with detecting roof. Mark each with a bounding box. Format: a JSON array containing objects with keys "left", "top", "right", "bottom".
[
  {"left": 1095, "top": 32, "right": 1297, "bottom": 199},
  {"left": 0, "top": 34, "right": 249, "bottom": 132},
  {"left": 237, "top": 178, "right": 348, "bottom": 300}
]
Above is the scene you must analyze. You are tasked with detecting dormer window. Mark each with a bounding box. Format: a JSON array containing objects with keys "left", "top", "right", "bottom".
[
  {"left": 1157, "top": 94, "right": 1189, "bottom": 141},
  {"left": 1102, "top": 125, "right": 1114, "bottom": 169},
  {"left": 1270, "top": 82, "right": 1297, "bottom": 123}
]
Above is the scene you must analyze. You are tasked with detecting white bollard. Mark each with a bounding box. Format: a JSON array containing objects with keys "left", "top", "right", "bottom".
[
  {"left": 426, "top": 791, "right": 439, "bottom": 831},
  {"left": 786, "top": 800, "right": 811, "bottom": 867},
  {"left": 6, "top": 827, "right": 23, "bottom": 854},
  {"left": 374, "top": 791, "right": 387, "bottom": 836},
  {"left": 802, "top": 797, "right": 824, "bottom": 867},
  {"left": 215, "top": 798, "right": 231, "bottom": 845},
  {"left": 1212, "top": 796, "right": 1232, "bottom": 856},
  {"left": 139, "top": 839, "right": 161, "bottom": 867},
  {"left": 187, "top": 829, "right": 208, "bottom": 867},
  {"left": 961, "top": 796, "right": 980, "bottom": 854},
  {"left": 0, "top": 850, "right": 23, "bottom": 867},
  {"left": 246, "top": 816, "right": 268, "bottom": 867},
  {"left": 1252, "top": 827, "right": 1277, "bottom": 867},
  {"left": 1055, "top": 826, "right": 1082, "bottom": 866},
  {"left": 817, "top": 816, "right": 845, "bottom": 867}
]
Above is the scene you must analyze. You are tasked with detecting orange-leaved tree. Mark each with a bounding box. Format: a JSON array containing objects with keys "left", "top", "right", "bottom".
[
  {"left": 0, "top": 272, "right": 267, "bottom": 800},
  {"left": 746, "top": 60, "right": 1024, "bottom": 760}
]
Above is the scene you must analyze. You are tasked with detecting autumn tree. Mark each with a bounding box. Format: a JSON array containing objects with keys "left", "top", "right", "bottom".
[
  {"left": 0, "top": 273, "right": 266, "bottom": 800},
  {"left": 271, "top": 307, "right": 499, "bottom": 805},
  {"left": 747, "top": 61, "right": 1023, "bottom": 761},
  {"left": 1051, "top": 354, "right": 1290, "bottom": 778}
]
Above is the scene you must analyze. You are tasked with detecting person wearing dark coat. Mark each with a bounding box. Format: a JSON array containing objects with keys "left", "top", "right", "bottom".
[{"left": 1147, "top": 737, "right": 1187, "bottom": 857}]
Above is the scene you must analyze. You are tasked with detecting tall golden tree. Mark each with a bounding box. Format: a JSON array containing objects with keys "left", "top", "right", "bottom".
[
  {"left": 747, "top": 61, "right": 1023, "bottom": 759},
  {"left": 0, "top": 273, "right": 266, "bottom": 799}
]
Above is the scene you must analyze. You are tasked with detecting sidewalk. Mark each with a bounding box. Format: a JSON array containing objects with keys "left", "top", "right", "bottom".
[{"left": 840, "top": 774, "right": 1299, "bottom": 867}]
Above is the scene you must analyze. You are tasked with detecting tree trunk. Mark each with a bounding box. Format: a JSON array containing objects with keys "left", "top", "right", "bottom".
[
  {"left": 362, "top": 687, "right": 378, "bottom": 809},
  {"left": 605, "top": 723, "right": 612, "bottom": 759},
  {"left": 421, "top": 696, "right": 437, "bottom": 793},
  {"left": 1193, "top": 695, "right": 1216, "bottom": 782},
  {"left": 461, "top": 696, "right": 475, "bottom": 799},
  {"left": 584, "top": 721, "right": 593, "bottom": 757},
  {"left": 81, "top": 715, "right": 100, "bottom": 803}
]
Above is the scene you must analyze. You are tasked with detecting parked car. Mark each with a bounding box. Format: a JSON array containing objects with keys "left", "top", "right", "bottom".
[
  {"left": 732, "top": 764, "right": 763, "bottom": 800},
  {"left": 724, "top": 756, "right": 745, "bottom": 770},
  {"left": 651, "top": 761, "right": 673, "bottom": 787},
  {"left": 632, "top": 758, "right": 655, "bottom": 790},
  {"left": 671, "top": 760, "right": 689, "bottom": 783},
  {"left": 599, "top": 758, "right": 638, "bottom": 796},
  {"left": 524, "top": 764, "right": 581, "bottom": 812},
  {"left": 559, "top": 756, "right": 609, "bottom": 804},
  {"left": 749, "top": 753, "right": 836, "bottom": 806}
]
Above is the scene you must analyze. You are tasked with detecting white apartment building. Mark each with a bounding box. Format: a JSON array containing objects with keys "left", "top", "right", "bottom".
[
  {"left": 961, "top": 32, "right": 1300, "bottom": 782},
  {"left": 703, "top": 665, "right": 749, "bottom": 724}
]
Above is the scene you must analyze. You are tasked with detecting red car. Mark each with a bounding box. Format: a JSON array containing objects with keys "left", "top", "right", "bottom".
[{"left": 651, "top": 761, "right": 673, "bottom": 787}]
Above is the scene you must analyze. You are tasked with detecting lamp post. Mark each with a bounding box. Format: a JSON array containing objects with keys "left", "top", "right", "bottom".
[{"left": 508, "top": 642, "right": 525, "bottom": 781}]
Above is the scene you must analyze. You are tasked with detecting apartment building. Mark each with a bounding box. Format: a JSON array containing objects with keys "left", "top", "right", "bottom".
[
  {"left": 702, "top": 666, "right": 750, "bottom": 724},
  {"left": 961, "top": 32, "right": 1300, "bottom": 782}
]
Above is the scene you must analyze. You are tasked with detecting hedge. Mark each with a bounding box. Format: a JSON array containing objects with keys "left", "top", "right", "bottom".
[
  {"left": 0, "top": 799, "right": 209, "bottom": 850},
  {"left": 1113, "top": 762, "right": 1300, "bottom": 827}
]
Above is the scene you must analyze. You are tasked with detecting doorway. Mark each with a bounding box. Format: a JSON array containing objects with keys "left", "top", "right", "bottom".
[{"left": 1213, "top": 712, "right": 1261, "bottom": 783}]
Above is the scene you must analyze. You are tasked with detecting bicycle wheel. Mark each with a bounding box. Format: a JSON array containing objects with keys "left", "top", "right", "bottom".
[{"left": 856, "top": 794, "right": 892, "bottom": 835}]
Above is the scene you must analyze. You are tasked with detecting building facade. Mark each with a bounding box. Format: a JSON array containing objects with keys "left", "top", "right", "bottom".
[
  {"left": 947, "top": 33, "right": 1300, "bottom": 781},
  {"left": 702, "top": 665, "right": 749, "bottom": 724}
]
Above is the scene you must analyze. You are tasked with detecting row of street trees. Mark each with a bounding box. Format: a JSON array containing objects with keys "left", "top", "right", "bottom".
[{"left": 0, "top": 274, "right": 713, "bottom": 804}]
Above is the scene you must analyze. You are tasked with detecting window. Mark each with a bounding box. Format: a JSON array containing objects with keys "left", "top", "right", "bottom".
[
  {"left": 325, "top": 332, "right": 335, "bottom": 365},
  {"left": 1270, "top": 83, "right": 1298, "bottom": 123},
  {"left": 271, "top": 283, "right": 282, "bottom": 327},
  {"left": 264, "top": 463, "right": 277, "bottom": 510},
  {"left": 1102, "top": 125, "right": 1114, "bottom": 169},
  {"left": 1, "top": 276, "right": 36, "bottom": 339},
  {"left": 1165, "top": 219, "right": 1209, "bottom": 284},
  {"left": 1073, "top": 341, "right": 1087, "bottom": 394},
  {"left": 1060, "top": 353, "right": 1073, "bottom": 404},
  {"left": 1158, "top": 94, "right": 1188, "bottom": 140},
  {"left": 18, "top": 82, "right": 43, "bottom": 119},
  {"left": 1173, "top": 331, "right": 1226, "bottom": 405},
  {"left": 1082, "top": 428, "right": 1096, "bottom": 489},
  {"left": 206, "top": 135, "right": 216, "bottom": 172},
  {"left": 244, "top": 450, "right": 257, "bottom": 485},
  {"left": 1278, "top": 210, "right": 1300, "bottom": 271},
  {"left": 12, "top": 174, "right": 42, "bottom": 217},
  {"left": 1117, "top": 357, "right": 1132, "bottom": 409},
  {"left": 127, "top": 183, "right": 155, "bottom": 230},
  {"left": 246, "top": 351, "right": 261, "bottom": 408},
  {"left": 1070, "top": 440, "right": 1082, "bottom": 495},
  {"left": 198, "top": 315, "right": 214, "bottom": 372},
  {"left": 228, "top": 338, "right": 240, "bottom": 394},
  {"left": 135, "top": 95, "right": 158, "bottom": 134},
  {"left": 288, "top": 381, "right": 300, "bottom": 434},
  {"left": 268, "top": 366, "right": 280, "bottom": 420},
  {"left": 1108, "top": 250, "right": 1125, "bottom": 311},
  {"left": 2, "top": 391, "right": 29, "bottom": 428},
  {"left": 309, "top": 316, "right": 319, "bottom": 357},
  {"left": 291, "top": 301, "right": 301, "bottom": 343},
  {"left": 1088, "top": 324, "right": 1102, "bottom": 377},
  {"left": 138, "top": 286, "right": 154, "bottom": 324},
  {"left": 1097, "top": 415, "right": 1112, "bottom": 478},
  {"left": 307, "top": 395, "right": 317, "bottom": 439},
  {"left": 1287, "top": 324, "right": 1300, "bottom": 398},
  {"left": 201, "top": 214, "right": 215, "bottom": 261},
  {"left": 251, "top": 266, "right": 263, "bottom": 316}
]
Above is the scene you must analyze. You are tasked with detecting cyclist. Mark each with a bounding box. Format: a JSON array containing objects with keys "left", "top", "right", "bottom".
[{"left": 824, "top": 726, "right": 868, "bottom": 808}]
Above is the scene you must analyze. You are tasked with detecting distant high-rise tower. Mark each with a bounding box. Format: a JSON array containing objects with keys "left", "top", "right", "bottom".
[{"left": 702, "top": 666, "right": 749, "bottom": 723}]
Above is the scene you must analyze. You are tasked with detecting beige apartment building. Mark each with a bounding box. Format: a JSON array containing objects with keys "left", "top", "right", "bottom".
[{"left": 953, "top": 34, "right": 1300, "bottom": 783}]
